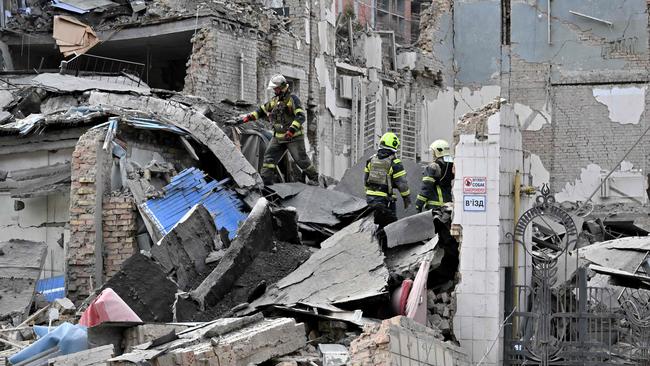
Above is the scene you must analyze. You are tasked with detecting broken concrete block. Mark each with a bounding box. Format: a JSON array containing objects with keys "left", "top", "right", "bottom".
[
  {"left": 349, "top": 316, "right": 469, "bottom": 365},
  {"left": 385, "top": 237, "right": 444, "bottom": 280},
  {"left": 384, "top": 210, "right": 435, "bottom": 248},
  {"left": 271, "top": 206, "right": 301, "bottom": 244},
  {"left": 48, "top": 344, "right": 114, "bottom": 366},
  {"left": 205, "top": 249, "right": 225, "bottom": 265},
  {"left": 102, "top": 254, "right": 177, "bottom": 322},
  {"left": 190, "top": 198, "right": 274, "bottom": 308},
  {"left": 123, "top": 324, "right": 192, "bottom": 353},
  {"left": 253, "top": 218, "right": 389, "bottom": 307},
  {"left": 318, "top": 344, "right": 350, "bottom": 366},
  {"left": 280, "top": 185, "right": 367, "bottom": 226},
  {"left": 204, "top": 313, "right": 264, "bottom": 337},
  {"left": 53, "top": 298, "right": 76, "bottom": 314},
  {"left": 151, "top": 204, "right": 220, "bottom": 291},
  {"left": 0, "top": 240, "right": 47, "bottom": 321},
  {"left": 426, "top": 290, "right": 437, "bottom": 311},
  {"left": 210, "top": 318, "right": 306, "bottom": 366}
]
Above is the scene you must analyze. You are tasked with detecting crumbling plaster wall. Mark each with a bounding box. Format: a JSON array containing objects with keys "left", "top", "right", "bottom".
[
  {"left": 0, "top": 148, "right": 72, "bottom": 281},
  {"left": 521, "top": 84, "right": 650, "bottom": 199},
  {"left": 508, "top": 0, "right": 650, "bottom": 199}
]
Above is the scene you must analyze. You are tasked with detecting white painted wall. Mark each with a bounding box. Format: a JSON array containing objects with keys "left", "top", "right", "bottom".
[
  {"left": 592, "top": 86, "right": 646, "bottom": 125},
  {"left": 0, "top": 148, "right": 73, "bottom": 279},
  {"left": 452, "top": 118, "right": 502, "bottom": 366},
  {"left": 452, "top": 105, "right": 530, "bottom": 366}
]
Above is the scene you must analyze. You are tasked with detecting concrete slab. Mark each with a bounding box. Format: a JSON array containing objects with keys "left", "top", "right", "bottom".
[
  {"left": 209, "top": 317, "right": 306, "bottom": 365},
  {"left": 385, "top": 237, "right": 445, "bottom": 280},
  {"left": 101, "top": 253, "right": 177, "bottom": 322},
  {"left": 0, "top": 239, "right": 47, "bottom": 321},
  {"left": 190, "top": 198, "right": 274, "bottom": 308},
  {"left": 32, "top": 73, "right": 151, "bottom": 94},
  {"left": 579, "top": 237, "right": 650, "bottom": 273},
  {"left": 151, "top": 204, "right": 220, "bottom": 291},
  {"left": 280, "top": 184, "right": 367, "bottom": 226},
  {"left": 384, "top": 210, "right": 435, "bottom": 248},
  {"left": 49, "top": 344, "right": 114, "bottom": 366},
  {"left": 253, "top": 218, "right": 389, "bottom": 307}
]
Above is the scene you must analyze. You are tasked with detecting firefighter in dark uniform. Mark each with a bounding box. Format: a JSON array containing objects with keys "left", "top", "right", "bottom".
[
  {"left": 364, "top": 132, "right": 411, "bottom": 229},
  {"left": 228, "top": 74, "right": 318, "bottom": 185},
  {"left": 416, "top": 139, "right": 454, "bottom": 212}
]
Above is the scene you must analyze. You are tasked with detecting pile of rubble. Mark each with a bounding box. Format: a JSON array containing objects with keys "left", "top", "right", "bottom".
[
  {"left": 0, "top": 72, "right": 469, "bottom": 366},
  {"left": 4, "top": 0, "right": 292, "bottom": 39}
]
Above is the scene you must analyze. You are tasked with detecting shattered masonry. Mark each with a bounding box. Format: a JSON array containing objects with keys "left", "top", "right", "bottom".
[{"left": 0, "top": 0, "right": 649, "bottom": 366}]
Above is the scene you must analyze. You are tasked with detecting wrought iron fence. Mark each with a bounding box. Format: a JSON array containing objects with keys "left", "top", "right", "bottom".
[
  {"left": 59, "top": 54, "right": 145, "bottom": 87},
  {"left": 505, "top": 185, "right": 650, "bottom": 365}
]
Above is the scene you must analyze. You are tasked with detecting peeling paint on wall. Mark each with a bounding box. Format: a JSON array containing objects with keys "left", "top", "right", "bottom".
[
  {"left": 555, "top": 161, "right": 645, "bottom": 203},
  {"left": 556, "top": 164, "right": 603, "bottom": 203},
  {"left": 420, "top": 88, "right": 455, "bottom": 162},
  {"left": 315, "top": 56, "right": 337, "bottom": 116},
  {"left": 592, "top": 86, "right": 646, "bottom": 125},
  {"left": 528, "top": 153, "right": 550, "bottom": 188},
  {"left": 454, "top": 86, "right": 501, "bottom": 121},
  {"left": 514, "top": 103, "right": 551, "bottom": 131}
]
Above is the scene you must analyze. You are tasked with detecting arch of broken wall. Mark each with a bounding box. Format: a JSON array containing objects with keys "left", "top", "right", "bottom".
[{"left": 66, "top": 92, "right": 263, "bottom": 304}]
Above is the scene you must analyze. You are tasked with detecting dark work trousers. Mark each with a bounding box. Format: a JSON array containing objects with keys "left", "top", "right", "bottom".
[
  {"left": 366, "top": 195, "right": 397, "bottom": 250},
  {"left": 260, "top": 136, "right": 318, "bottom": 185}
]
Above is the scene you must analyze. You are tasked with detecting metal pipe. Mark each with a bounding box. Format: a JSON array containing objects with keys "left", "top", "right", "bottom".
[
  {"left": 239, "top": 52, "right": 245, "bottom": 100},
  {"left": 513, "top": 170, "right": 521, "bottom": 337},
  {"left": 547, "top": 0, "right": 551, "bottom": 45}
]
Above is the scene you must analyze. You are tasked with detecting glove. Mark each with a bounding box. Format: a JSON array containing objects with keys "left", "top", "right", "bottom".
[
  {"left": 402, "top": 195, "right": 412, "bottom": 210},
  {"left": 226, "top": 114, "right": 251, "bottom": 126},
  {"left": 284, "top": 126, "right": 297, "bottom": 140}
]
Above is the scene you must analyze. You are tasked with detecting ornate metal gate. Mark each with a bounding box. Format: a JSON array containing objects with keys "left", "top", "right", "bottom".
[{"left": 504, "top": 185, "right": 650, "bottom": 365}]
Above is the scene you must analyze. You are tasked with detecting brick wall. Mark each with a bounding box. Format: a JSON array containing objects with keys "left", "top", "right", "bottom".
[
  {"left": 102, "top": 195, "right": 138, "bottom": 280},
  {"left": 67, "top": 128, "right": 110, "bottom": 304},
  {"left": 183, "top": 22, "right": 258, "bottom": 103},
  {"left": 521, "top": 84, "right": 650, "bottom": 191}
]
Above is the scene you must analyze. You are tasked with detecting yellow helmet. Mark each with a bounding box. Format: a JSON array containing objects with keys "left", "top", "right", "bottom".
[
  {"left": 430, "top": 139, "right": 450, "bottom": 158},
  {"left": 379, "top": 132, "right": 400, "bottom": 151}
]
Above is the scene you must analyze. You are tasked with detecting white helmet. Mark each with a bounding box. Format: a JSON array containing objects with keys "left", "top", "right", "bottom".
[
  {"left": 267, "top": 74, "right": 288, "bottom": 90},
  {"left": 430, "top": 139, "right": 451, "bottom": 158}
]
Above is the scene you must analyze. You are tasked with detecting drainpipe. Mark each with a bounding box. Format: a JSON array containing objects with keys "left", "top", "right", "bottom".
[
  {"left": 513, "top": 170, "right": 521, "bottom": 337},
  {"left": 240, "top": 51, "right": 245, "bottom": 100}
]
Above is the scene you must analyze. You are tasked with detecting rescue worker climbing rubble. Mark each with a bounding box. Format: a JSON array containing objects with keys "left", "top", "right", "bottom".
[
  {"left": 227, "top": 74, "right": 318, "bottom": 185},
  {"left": 364, "top": 132, "right": 411, "bottom": 229},
  {"left": 416, "top": 139, "right": 454, "bottom": 212}
]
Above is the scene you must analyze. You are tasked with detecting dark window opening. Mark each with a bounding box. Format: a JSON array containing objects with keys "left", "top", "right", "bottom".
[{"left": 501, "top": 0, "right": 511, "bottom": 45}]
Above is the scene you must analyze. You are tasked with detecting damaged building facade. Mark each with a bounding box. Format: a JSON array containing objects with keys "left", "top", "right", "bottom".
[{"left": 0, "top": 1, "right": 648, "bottom": 366}]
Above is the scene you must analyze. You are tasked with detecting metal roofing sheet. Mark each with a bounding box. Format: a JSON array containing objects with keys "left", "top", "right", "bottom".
[
  {"left": 36, "top": 275, "right": 66, "bottom": 302},
  {"left": 143, "top": 168, "right": 247, "bottom": 239}
]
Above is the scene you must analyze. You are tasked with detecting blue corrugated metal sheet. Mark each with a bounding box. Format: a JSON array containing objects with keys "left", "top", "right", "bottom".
[
  {"left": 143, "top": 168, "right": 248, "bottom": 239},
  {"left": 36, "top": 276, "right": 66, "bottom": 302}
]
